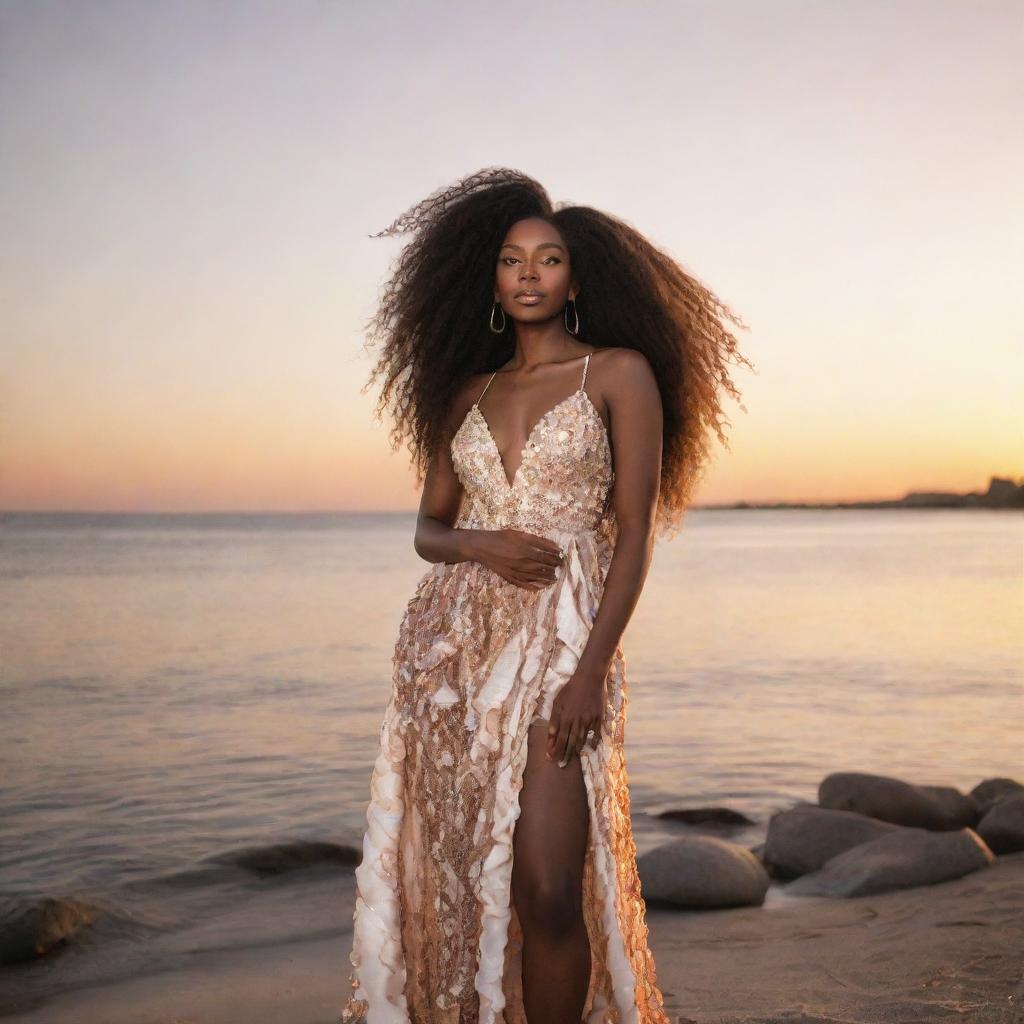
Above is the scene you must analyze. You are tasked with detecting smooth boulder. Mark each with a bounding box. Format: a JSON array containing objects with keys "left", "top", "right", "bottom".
[
  {"left": 785, "top": 826, "right": 995, "bottom": 898},
  {"left": 763, "top": 802, "right": 900, "bottom": 879},
  {"left": 977, "top": 791, "right": 1024, "bottom": 854},
  {"left": 637, "top": 835, "right": 770, "bottom": 909},
  {"left": 204, "top": 840, "right": 361, "bottom": 875},
  {"left": 655, "top": 806, "right": 756, "bottom": 830},
  {"left": 0, "top": 896, "right": 96, "bottom": 965},
  {"left": 970, "top": 777, "right": 1024, "bottom": 815},
  {"left": 819, "top": 771, "right": 979, "bottom": 830}
]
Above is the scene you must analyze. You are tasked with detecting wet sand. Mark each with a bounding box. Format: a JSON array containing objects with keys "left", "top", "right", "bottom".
[{"left": 3, "top": 851, "right": 1021, "bottom": 1024}]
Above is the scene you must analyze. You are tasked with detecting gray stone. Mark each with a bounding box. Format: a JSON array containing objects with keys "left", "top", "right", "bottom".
[
  {"left": 0, "top": 896, "right": 96, "bottom": 965},
  {"left": 763, "top": 802, "right": 900, "bottom": 879},
  {"left": 785, "top": 826, "right": 995, "bottom": 898},
  {"left": 637, "top": 835, "right": 771, "bottom": 909},
  {"left": 970, "top": 777, "right": 1024, "bottom": 815},
  {"left": 819, "top": 771, "right": 979, "bottom": 830},
  {"left": 977, "top": 791, "right": 1024, "bottom": 854},
  {"left": 204, "top": 839, "right": 361, "bottom": 875},
  {"left": 655, "top": 806, "right": 756, "bottom": 829}
]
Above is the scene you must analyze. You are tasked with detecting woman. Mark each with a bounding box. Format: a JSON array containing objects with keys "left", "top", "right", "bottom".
[{"left": 341, "top": 168, "right": 751, "bottom": 1024}]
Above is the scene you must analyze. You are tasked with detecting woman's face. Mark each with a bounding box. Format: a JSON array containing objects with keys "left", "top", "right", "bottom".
[{"left": 494, "top": 217, "right": 577, "bottom": 326}]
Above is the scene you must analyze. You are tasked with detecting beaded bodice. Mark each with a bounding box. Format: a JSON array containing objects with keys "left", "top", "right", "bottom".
[{"left": 450, "top": 352, "right": 615, "bottom": 535}]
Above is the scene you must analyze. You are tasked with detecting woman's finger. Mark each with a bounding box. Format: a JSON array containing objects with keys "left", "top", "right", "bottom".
[
  {"left": 570, "top": 719, "right": 583, "bottom": 757},
  {"left": 547, "top": 715, "right": 560, "bottom": 761},
  {"left": 529, "top": 537, "right": 564, "bottom": 563},
  {"left": 559, "top": 720, "right": 580, "bottom": 767},
  {"left": 576, "top": 722, "right": 590, "bottom": 756},
  {"left": 554, "top": 718, "right": 573, "bottom": 766}
]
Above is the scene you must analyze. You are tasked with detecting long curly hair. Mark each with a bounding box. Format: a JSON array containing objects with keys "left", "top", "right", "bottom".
[{"left": 362, "top": 166, "right": 753, "bottom": 538}]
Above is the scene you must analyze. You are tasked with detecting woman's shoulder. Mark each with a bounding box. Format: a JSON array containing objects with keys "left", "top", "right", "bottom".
[
  {"left": 443, "top": 371, "right": 492, "bottom": 437},
  {"left": 593, "top": 346, "right": 655, "bottom": 379},
  {"left": 591, "top": 348, "right": 660, "bottom": 413},
  {"left": 456, "top": 369, "right": 495, "bottom": 405}
]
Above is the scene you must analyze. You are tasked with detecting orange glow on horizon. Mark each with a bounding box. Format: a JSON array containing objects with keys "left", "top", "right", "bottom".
[{"left": 1, "top": 3, "right": 1020, "bottom": 513}]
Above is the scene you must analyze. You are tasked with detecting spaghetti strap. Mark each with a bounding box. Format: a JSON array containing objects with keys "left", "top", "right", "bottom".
[
  {"left": 580, "top": 351, "right": 592, "bottom": 391},
  {"left": 475, "top": 370, "right": 498, "bottom": 407}
]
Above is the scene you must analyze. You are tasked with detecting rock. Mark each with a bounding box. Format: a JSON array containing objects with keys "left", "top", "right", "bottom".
[
  {"left": 785, "top": 826, "right": 995, "bottom": 898},
  {"left": 970, "top": 777, "right": 1024, "bottom": 815},
  {"left": 763, "top": 803, "right": 900, "bottom": 879},
  {"left": 819, "top": 771, "right": 979, "bottom": 830},
  {"left": 204, "top": 840, "right": 361, "bottom": 876},
  {"left": 654, "top": 806, "right": 756, "bottom": 829},
  {"left": 637, "top": 835, "right": 771, "bottom": 909},
  {"left": 0, "top": 896, "right": 96, "bottom": 965},
  {"left": 977, "top": 791, "right": 1024, "bottom": 853}
]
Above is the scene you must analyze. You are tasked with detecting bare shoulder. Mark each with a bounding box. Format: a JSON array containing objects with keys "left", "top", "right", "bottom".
[
  {"left": 592, "top": 347, "right": 659, "bottom": 398},
  {"left": 444, "top": 371, "right": 490, "bottom": 437},
  {"left": 457, "top": 370, "right": 493, "bottom": 402}
]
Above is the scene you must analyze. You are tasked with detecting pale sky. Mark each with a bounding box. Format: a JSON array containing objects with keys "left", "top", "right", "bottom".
[{"left": 1, "top": 0, "right": 1021, "bottom": 511}]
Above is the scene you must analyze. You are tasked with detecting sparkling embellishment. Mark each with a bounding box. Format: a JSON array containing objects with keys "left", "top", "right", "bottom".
[
  {"left": 341, "top": 354, "right": 669, "bottom": 1023},
  {"left": 452, "top": 388, "right": 614, "bottom": 535}
]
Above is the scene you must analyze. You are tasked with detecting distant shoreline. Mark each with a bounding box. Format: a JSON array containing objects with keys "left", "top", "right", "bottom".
[{"left": 699, "top": 474, "right": 1024, "bottom": 511}]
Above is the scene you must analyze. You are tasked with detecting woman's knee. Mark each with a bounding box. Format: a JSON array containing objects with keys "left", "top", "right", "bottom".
[{"left": 516, "top": 871, "right": 584, "bottom": 938}]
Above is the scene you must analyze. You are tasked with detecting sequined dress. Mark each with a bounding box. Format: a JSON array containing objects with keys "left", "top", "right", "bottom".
[{"left": 341, "top": 352, "right": 669, "bottom": 1023}]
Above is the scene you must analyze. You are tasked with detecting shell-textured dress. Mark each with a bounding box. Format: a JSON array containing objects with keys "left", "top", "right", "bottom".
[{"left": 341, "top": 352, "right": 669, "bottom": 1023}]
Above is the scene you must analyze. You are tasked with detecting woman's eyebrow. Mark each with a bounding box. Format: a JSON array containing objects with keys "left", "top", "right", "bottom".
[{"left": 499, "top": 242, "right": 566, "bottom": 252}]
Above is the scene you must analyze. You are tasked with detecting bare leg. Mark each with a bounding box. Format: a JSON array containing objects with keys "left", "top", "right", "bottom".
[{"left": 511, "top": 717, "right": 591, "bottom": 1024}]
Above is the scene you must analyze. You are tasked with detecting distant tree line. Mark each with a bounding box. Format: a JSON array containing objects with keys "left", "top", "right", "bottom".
[{"left": 706, "top": 476, "right": 1024, "bottom": 510}]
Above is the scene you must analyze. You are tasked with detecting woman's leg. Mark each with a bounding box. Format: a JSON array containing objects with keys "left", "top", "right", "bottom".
[{"left": 511, "top": 717, "right": 591, "bottom": 1024}]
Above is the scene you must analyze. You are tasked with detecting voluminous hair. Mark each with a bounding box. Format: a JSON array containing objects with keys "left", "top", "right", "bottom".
[{"left": 363, "top": 166, "right": 754, "bottom": 539}]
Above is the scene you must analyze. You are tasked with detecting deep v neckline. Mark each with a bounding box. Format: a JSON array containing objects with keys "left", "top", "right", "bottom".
[
  {"left": 472, "top": 389, "right": 594, "bottom": 492},
  {"left": 460, "top": 351, "right": 602, "bottom": 493}
]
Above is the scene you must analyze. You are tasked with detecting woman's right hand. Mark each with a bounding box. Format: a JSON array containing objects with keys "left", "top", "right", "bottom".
[{"left": 472, "top": 528, "right": 565, "bottom": 590}]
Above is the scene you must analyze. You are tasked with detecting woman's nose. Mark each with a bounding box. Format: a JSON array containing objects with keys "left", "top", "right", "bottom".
[{"left": 519, "top": 263, "right": 539, "bottom": 281}]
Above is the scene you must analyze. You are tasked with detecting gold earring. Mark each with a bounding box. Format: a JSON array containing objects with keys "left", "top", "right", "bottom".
[
  {"left": 564, "top": 297, "right": 580, "bottom": 336},
  {"left": 489, "top": 301, "right": 506, "bottom": 334}
]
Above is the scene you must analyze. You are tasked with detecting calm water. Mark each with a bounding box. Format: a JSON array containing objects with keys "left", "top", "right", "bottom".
[{"left": 0, "top": 509, "right": 1021, "bottom": 999}]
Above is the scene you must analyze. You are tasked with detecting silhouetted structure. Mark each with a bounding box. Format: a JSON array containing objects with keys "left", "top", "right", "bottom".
[{"left": 703, "top": 476, "right": 1024, "bottom": 511}]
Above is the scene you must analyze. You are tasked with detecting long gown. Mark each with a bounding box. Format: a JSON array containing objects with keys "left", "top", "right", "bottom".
[{"left": 341, "top": 352, "right": 669, "bottom": 1024}]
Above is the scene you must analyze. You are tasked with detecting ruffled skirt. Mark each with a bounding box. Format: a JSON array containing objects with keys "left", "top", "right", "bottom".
[{"left": 341, "top": 524, "right": 669, "bottom": 1024}]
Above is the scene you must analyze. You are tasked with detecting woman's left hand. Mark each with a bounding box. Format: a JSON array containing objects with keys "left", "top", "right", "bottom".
[{"left": 547, "top": 663, "right": 608, "bottom": 767}]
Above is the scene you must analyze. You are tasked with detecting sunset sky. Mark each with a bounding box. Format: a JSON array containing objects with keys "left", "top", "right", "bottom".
[{"left": 1, "top": 0, "right": 1020, "bottom": 512}]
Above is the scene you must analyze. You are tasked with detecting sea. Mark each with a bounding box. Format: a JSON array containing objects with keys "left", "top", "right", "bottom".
[{"left": 1, "top": 508, "right": 1021, "bottom": 1007}]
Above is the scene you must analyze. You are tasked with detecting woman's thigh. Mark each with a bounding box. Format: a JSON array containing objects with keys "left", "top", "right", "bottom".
[{"left": 511, "top": 718, "right": 590, "bottom": 929}]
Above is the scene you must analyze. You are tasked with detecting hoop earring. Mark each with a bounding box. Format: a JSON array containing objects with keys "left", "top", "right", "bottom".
[
  {"left": 564, "top": 297, "right": 580, "bottom": 336},
  {"left": 489, "top": 301, "right": 506, "bottom": 334}
]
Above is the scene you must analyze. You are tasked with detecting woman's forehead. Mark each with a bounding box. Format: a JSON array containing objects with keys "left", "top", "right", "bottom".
[{"left": 500, "top": 218, "right": 567, "bottom": 250}]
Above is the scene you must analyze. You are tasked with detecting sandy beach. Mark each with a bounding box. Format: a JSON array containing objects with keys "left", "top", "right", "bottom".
[{"left": 3, "top": 851, "right": 1020, "bottom": 1024}]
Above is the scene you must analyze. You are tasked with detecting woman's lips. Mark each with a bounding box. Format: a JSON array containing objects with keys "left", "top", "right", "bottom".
[{"left": 515, "top": 294, "right": 544, "bottom": 305}]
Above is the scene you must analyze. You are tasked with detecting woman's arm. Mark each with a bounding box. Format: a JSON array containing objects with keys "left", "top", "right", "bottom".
[
  {"left": 412, "top": 384, "right": 483, "bottom": 565},
  {"left": 579, "top": 347, "right": 663, "bottom": 671},
  {"left": 547, "top": 348, "right": 663, "bottom": 763},
  {"left": 412, "top": 382, "right": 564, "bottom": 587}
]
